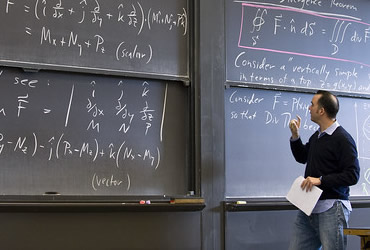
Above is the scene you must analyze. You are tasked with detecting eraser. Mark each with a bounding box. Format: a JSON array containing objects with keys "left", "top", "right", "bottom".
[{"left": 44, "top": 191, "right": 60, "bottom": 195}]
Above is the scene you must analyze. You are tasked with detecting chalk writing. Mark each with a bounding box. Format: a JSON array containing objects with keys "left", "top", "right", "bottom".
[
  {"left": 225, "top": 87, "right": 370, "bottom": 197},
  {"left": 227, "top": 1, "right": 370, "bottom": 95},
  {"left": 0, "top": 67, "right": 187, "bottom": 195},
  {"left": 91, "top": 173, "right": 127, "bottom": 191},
  {"left": 0, "top": 0, "right": 188, "bottom": 78},
  {"left": 228, "top": 89, "right": 317, "bottom": 131}
]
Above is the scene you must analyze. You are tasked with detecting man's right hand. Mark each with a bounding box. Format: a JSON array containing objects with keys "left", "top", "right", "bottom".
[{"left": 289, "top": 115, "right": 301, "bottom": 139}]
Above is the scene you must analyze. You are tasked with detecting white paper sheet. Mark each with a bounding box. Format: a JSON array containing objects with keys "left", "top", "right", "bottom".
[{"left": 286, "top": 176, "right": 323, "bottom": 216}]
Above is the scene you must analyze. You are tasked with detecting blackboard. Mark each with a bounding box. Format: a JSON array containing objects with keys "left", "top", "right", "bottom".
[
  {"left": 225, "top": 208, "right": 370, "bottom": 250},
  {"left": 225, "top": 210, "right": 296, "bottom": 249},
  {"left": 0, "top": 0, "right": 188, "bottom": 80},
  {"left": 225, "top": 87, "right": 370, "bottom": 198},
  {"left": 226, "top": 0, "right": 370, "bottom": 95},
  {"left": 0, "top": 66, "right": 189, "bottom": 196}
]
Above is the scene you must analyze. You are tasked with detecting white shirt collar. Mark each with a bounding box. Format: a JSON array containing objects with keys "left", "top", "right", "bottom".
[{"left": 319, "top": 120, "right": 340, "bottom": 136}]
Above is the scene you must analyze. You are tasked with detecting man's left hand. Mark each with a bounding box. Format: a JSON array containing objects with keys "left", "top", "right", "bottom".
[{"left": 301, "top": 176, "right": 321, "bottom": 192}]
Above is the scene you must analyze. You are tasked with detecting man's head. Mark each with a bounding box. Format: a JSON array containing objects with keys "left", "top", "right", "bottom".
[{"left": 309, "top": 90, "right": 339, "bottom": 123}]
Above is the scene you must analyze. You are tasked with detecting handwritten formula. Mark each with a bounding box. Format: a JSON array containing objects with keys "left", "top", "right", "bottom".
[
  {"left": 0, "top": 67, "right": 188, "bottom": 195},
  {"left": 0, "top": 0, "right": 188, "bottom": 78},
  {"left": 225, "top": 87, "right": 370, "bottom": 197},
  {"left": 227, "top": 0, "right": 370, "bottom": 95}
]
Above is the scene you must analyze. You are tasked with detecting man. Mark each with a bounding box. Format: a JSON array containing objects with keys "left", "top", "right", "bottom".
[{"left": 288, "top": 90, "right": 360, "bottom": 250}]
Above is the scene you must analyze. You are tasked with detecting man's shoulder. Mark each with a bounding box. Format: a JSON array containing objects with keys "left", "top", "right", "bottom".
[
  {"left": 334, "top": 126, "right": 350, "bottom": 135},
  {"left": 333, "top": 126, "right": 356, "bottom": 143}
]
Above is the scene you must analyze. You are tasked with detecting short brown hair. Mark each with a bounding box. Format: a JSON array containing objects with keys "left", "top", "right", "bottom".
[{"left": 316, "top": 90, "right": 339, "bottom": 119}]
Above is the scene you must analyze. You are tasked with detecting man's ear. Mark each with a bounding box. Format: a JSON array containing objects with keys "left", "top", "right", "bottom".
[{"left": 319, "top": 107, "right": 325, "bottom": 115}]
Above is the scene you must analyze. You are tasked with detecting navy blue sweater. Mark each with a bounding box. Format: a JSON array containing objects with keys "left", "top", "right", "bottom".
[{"left": 290, "top": 126, "right": 360, "bottom": 200}]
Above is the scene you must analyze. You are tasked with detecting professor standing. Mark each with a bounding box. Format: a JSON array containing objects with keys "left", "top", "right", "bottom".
[{"left": 288, "top": 90, "right": 360, "bottom": 250}]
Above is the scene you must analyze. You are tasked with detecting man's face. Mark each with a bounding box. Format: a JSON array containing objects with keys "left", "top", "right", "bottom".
[{"left": 309, "top": 94, "right": 323, "bottom": 124}]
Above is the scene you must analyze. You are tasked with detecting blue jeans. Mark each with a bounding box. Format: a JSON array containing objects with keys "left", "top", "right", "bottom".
[{"left": 289, "top": 201, "right": 350, "bottom": 250}]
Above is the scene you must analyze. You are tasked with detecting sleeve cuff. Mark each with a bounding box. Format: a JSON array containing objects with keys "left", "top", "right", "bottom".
[{"left": 290, "top": 136, "right": 300, "bottom": 142}]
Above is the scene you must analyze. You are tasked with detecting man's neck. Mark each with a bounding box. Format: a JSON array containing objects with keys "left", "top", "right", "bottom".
[{"left": 319, "top": 119, "right": 335, "bottom": 132}]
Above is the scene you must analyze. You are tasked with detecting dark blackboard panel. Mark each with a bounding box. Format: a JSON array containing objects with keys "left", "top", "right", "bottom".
[
  {"left": 226, "top": 210, "right": 296, "bottom": 249},
  {"left": 0, "top": 212, "right": 201, "bottom": 250},
  {"left": 225, "top": 87, "right": 370, "bottom": 198},
  {"left": 0, "top": 0, "right": 188, "bottom": 80},
  {"left": 225, "top": 208, "right": 370, "bottom": 250},
  {"left": 226, "top": 0, "right": 370, "bottom": 95},
  {"left": 0, "top": 66, "right": 189, "bottom": 196}
]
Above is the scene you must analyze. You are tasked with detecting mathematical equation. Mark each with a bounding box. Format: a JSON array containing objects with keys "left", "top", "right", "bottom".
[
  {"left": 0, "top": 67, "right": 174, "bottom": 193},
  {"left": 239, "top": 2, "right": 370, "bottom": 59},
  {"left": 0, "top": 132, "right": 160, "bottom": 169},
  {"left": 227, "top": 1, "right": 370, "bottom": 94},
  {"left": 1, "top": 74, "right": 160, "bottom": 137},
  {"left": 0, "top": 0, "right": 188, "bottom": 77},
  {"left": 225, "top": 87, "right": 370, "bottom": 196},
  {"left": 227, "top": 89, "right": 317, "bottom": 132}
]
